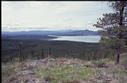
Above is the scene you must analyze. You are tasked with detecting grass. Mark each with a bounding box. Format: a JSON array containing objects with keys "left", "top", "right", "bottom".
[
  {"left": 2, "top": 62, "right": 17, "bottom": 82},
  {"left": 113, "top": 69, "right": 127, "bottom": 75},
  {"left": 2, "top": 57, "right": 127, "bottom": 83},
  {"left": 34, "top": 61, "right": 98, "bottom": 83},
  {"left": 112, "top": 68, "right": 127, "bottom": 83},
  {"left": 120, "top": 55, "right": 127, "bottom": 67},
  {"left": 2, "top": 61, "right": 26, "bottom": 82}
]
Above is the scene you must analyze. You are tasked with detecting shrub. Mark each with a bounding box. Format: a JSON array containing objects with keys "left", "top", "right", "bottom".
[
  {"left": 92, "top": 59, "right": 106, "bottom": 67},
  {"left": 43, "top": 75, "right": 55, "bottom": 81},
  {"left": 84, "top": 61, "right": 94, "bottom": 67}
]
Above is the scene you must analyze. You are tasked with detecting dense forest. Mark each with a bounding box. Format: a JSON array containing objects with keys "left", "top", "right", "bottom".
[{"left": 2, "top": 36, "right": 115, "bottom": 63}]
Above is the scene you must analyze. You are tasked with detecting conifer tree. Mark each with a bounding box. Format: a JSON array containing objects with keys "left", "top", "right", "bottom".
[
  {"left": 19, "top": 42, "right": 23, "bottom": 62},
  {"left": 94, "top": 1, "right": 127, "bottom": 64}
]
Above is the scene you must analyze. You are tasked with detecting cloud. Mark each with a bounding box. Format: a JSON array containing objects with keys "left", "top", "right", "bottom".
[{"left": 2, "top": 1, "right": 112, "bottom": 31}]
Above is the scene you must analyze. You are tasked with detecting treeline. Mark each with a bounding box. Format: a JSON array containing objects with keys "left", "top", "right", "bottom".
[{"left": 2, "top": 39, "right": 121, "bottom": 63}]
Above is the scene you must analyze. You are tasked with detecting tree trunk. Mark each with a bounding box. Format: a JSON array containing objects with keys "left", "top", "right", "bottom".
[
  {"left": 19, "top": 43, "right": 22, "bottom": 62},
  {"left": 119, "top": 6, "right": 124, "bottom": 25},
  {"left": 115, "top": 2, "right": 124, "bottom": 64},
  {"left": 115, "top": 47, "right": 120, "bottom": 64}
]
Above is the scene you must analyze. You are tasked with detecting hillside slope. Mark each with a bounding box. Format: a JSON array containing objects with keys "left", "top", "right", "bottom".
[{"left": 2, "top": 56, "right": 127, "bottom": 83}]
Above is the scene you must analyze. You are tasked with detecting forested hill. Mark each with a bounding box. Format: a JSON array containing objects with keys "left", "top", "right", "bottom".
[{"left": 2, "top": 30, "right": 99, "bottom": 36}]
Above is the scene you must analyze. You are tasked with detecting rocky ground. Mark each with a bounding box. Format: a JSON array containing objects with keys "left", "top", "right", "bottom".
[{"left": 2, "top": 55, "right": 127, "bottom": 83}]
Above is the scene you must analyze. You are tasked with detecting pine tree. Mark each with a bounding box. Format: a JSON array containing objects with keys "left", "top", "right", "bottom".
[
  {"left": 41, "top": 48, "right": 44, "bottom": 59},
  {"left": 19, "top": 42, "right": 23, "bottom": 62},
  {"left": 48, "top": 48, "right": 51, "bottom": 57},
  {"left": 31, "top": 49, "right": 34, "bottom": 59},
  {"left": 94, "top": 1, "right": 127, "bottom": 64}
]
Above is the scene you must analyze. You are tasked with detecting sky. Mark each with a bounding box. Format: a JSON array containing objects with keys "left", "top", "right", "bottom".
[{"left": 2, "top": 1, "right": 113, "bottom": 32}]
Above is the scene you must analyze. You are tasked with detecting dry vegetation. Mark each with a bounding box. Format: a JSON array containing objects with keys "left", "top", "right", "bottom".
[{"left": 2, "top": 54, "right": 127, "bottom": 83}]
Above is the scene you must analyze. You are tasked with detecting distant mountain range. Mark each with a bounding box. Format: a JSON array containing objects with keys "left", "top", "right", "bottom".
[{"left": 2, "top": 30, "right": 99, "bottom": 36}]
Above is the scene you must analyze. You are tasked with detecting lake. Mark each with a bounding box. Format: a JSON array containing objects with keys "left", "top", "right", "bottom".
[{"left": 49, "top": 35, "right": 101, "bottom": 43}]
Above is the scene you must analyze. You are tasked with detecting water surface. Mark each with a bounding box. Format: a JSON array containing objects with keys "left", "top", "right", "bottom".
[{"left": 49, "top": 35, "right": 101, "bottom": 43}]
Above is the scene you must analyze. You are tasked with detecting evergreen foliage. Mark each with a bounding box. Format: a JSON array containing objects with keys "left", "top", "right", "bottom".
[{"left": 94, "top": 1, "right": 127, "bottom": 64}]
